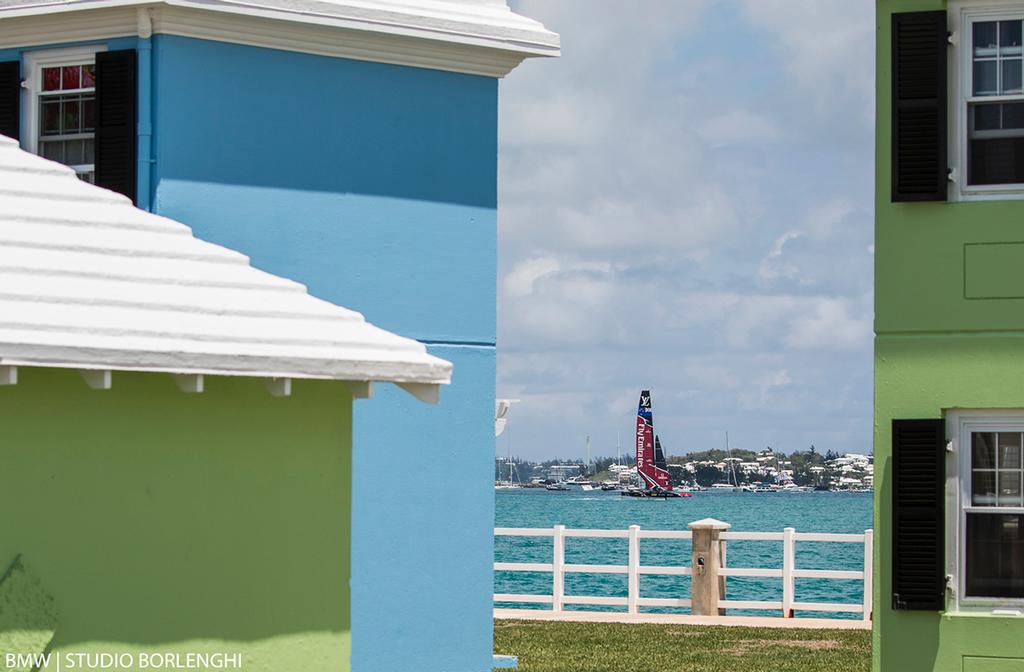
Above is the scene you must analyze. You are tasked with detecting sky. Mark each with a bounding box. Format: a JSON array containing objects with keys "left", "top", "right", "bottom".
[{"left": 497, "top": 0, "right": 876, "bottom": 462}]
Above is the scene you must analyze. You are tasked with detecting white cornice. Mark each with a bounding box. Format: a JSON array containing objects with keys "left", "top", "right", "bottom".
[
  {"left": 0, "top": 0, "right": 558, "bottom": 77},
  {"left": 0, "top": 7, "right": 138, "bottom": 48}
]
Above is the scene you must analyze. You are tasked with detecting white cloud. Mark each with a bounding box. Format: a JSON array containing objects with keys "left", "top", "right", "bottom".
[
  {"left": 503, "top": 257, "right": 562, "bottom": 299},
  {"left": 696, "top": 110, "right": 782, "bottom": 145},
  {"left": 739, "top": 0, "right": 875, "bottom": 123},
  {"left": 498, "top": 2, "right": 876, "bottom": 460},
  {"left": 758, "top": 230, "right": 804, "bottom": 285},
  {"left": 783, "top": 297, "right": 872, "bottom": 352},
  {"left": 804, "top": 199, "right": 854, "bottom": 239}
]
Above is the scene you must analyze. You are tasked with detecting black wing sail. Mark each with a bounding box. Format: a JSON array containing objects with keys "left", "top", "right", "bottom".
[{"left": 654, "top": 435, "right": 668, "bottom": 471}]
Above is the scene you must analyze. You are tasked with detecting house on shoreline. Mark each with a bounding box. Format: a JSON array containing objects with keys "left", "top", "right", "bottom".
[
  {"left": 0, "top": 1, "right": 559, "bottom": 669},
  {"left": 876, "top": 1, "right": 1024, "bottom": 670}
]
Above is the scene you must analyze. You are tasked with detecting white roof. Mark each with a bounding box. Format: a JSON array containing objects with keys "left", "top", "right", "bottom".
[
  {"left": 0, "top": 134, "right": 452, "bottom": 393},
  {"left": 0, "top": 0, "right": 559, "bottom": 77}
]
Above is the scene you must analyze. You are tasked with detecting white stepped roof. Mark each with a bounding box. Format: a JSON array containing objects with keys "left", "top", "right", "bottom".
[{"left": 0, "top": 134, "right": 452, "bottom": 391}]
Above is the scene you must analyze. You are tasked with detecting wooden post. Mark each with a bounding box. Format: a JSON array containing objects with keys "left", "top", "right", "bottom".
[
  {"left": 688, "top": 518, "right": 731, "bottom": 616},
  {"left": 627, "top": 525, "right": 640, "bottom": 614},
  {"left": 863, "top": 529, "right": 873, "bottom": 621},
  {"left": 782, "top": 527, "right": 795, "bottom": 618},
  {"left": 552, "top": 525, "right": 565, "bottom": 613}
]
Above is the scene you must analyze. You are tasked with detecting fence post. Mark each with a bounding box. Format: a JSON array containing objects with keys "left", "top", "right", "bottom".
[
  {"left": 863, "top": 529, "right": 873, "bottom": 621},
  {"left": 688, "top": 518, "right": 731, "bottom": 616},
  {"left": 552, "top": 524, "right": 565, "bottom": 613},
  {"left": 782, "top": 527, "right": 795, "bottom": 618},
  {"left": 627, "top": 525, "right": 640, "bottom": 614}
]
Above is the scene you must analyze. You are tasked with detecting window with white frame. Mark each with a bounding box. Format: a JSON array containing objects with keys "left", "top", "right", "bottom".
[
  {"left": 23, "top": 47, "right": 103, "bottom": 184},
  {"left": 967, "top": 16, "right": 1024, "bottom": 187},
  {"left": 952, "top": 414, "right": 1024, "bottom": 609}
]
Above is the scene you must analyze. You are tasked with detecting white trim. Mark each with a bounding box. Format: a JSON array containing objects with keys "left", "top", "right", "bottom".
[
  {"left": 396, "top": 381, "right": 439, "bottom": 404},
  {"left": 171, "top": 372, "right": 203, "bottom": 393},
  {"left": 0, "top": 8, "right": 137, "bottom": 52},
  {"left": 946, "top": 408, "right": 1024, "bottom": 613},
  {"left": 79, "top": 367, "right": 112, "bottom": 389},
  {"left": 948, "top": 2, "right": 1024, "bottom": 201},
  {"left": 0, "top": 1, "right": 558, "bottom": 78},
  {"left": 264, "top": 376, "right": 291, "bottom": 397}
]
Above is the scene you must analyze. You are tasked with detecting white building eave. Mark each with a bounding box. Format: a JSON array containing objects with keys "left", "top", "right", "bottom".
[
  {"left": 0, "top": 0, "right": 559, "bottom": 77},
  {"left": 0, "top": 134, "right": 452, "bottom": 401}
]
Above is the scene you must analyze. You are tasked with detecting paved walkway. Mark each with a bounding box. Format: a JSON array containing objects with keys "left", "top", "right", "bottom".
[{"left": 494, "top": 608, "right": 872, "bottom": 630}]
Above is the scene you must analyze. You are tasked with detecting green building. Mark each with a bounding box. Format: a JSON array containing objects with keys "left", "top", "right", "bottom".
[{"left": 876, "top": 1, "right": 1024, "bottom": 670}]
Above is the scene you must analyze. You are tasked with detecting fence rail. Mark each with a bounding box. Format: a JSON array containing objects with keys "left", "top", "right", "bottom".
[{"left": 494, "top": 524, "right": 873, "bottom": 622}]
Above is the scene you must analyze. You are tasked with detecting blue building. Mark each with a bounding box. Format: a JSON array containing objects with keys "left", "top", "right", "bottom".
[{"left": 0, "top": 2, "right": 558, "bottom": 670}]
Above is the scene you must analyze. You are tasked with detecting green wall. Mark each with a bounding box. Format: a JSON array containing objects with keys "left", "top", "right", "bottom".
[
  {"left": 876, "top": 1, "right": 1024, "bottom": 670},
  {"left": 875, "top": 337, "right": 1024, "bottom": 671},
  {"left": 0, "top": 368, "right": 352, "bottom": 671}
]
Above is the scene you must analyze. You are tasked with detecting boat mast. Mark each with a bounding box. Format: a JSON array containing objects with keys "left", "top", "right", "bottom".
[
  {"left": 726, "top": 431, "right": 737, "bottom": 486},
  {"left": 507, "top": 423, "right": 514, "bottom": 485},
  {"left": 586, "top": 434, "right": 591, "bottom": 478}
]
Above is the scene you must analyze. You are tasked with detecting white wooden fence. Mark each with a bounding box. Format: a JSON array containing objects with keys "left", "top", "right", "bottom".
[{"left": 494, "top": 525, "right": 873, "bottom": 621}]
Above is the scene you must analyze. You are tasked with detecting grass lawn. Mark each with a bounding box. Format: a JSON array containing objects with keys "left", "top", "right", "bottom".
[{"left": 494, "top": 619, "right": 871, "bottom": 672}]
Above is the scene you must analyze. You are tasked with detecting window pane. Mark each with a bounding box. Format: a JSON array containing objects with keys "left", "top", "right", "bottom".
[
  {"left": 1000, "top": 433, "right": 1023, "bottom": 469},
  {"left": 976, "top": 21, "right": 999, "bottom": 58},
  {"left": 1000, "top": 471, "right": 1024, "bottom": 506},
  {"left": 61, "top": 66, "right": 79, "bottom": 90},
  {"left": 81, "top": 64, "right": 95, "bottom": 89},
  {"left": 64, "top": 139, "right": 83, "bottom": 166},
  {"left": 966, "top": 513, "right": 1024, "bottom": 598},
  {"left": 62, "top": 99, "right": 80, "bottom": 134},
  {"left": 40, "top": 100, "right": 61, "bottom": 135},
  {"left": 83, "top": 138, "right": 94, "bottom": 165},
  {"left": 1004, "top": 60, "right": 1023, "bottom": 94},
  {"left": 970, "top": 137, "right": 1024, "bottom": 185},
  {"left": 42, "top": 67, "right": 60, "bottom": 92},
  {"left": 82, "top": 98, "right": 95, "bottom": 132},
  {"left": 975, "top": 60, "right": 999, "bottom": 96},
  {"left": 974, "top": 471, "right": 997, "bottom": 506},
  {"left": 1002, "top": 20, "right": 1023, "bottom": 57},
  {"left": 1007, "top": 102, "right": 1024, "bottom": 129},
  {"left": 40, "top": 140, "right": 63, "bottom": 163},
  {"left": 975, "top": 103, "right": 1003, "bottom": 131},
  {"left": 975, "top": 432, "right": 997, "bottom": 469}
]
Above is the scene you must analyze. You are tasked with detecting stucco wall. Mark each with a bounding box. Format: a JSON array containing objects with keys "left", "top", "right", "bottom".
[
  {"left": 876, "top": 1, "right": 1024, "bottom": 670},
  {"left": 149, "top": 35, "right": 499, "bottom": 672},
  {"left": 0, "top": 367, "right": 353, "bottom": 671},
  {"left": 150, "top": 34, "right": 498, "bottom": 343}
]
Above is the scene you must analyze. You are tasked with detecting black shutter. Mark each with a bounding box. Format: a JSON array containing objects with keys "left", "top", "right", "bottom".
[
  {"left": 95, "top": 49, "right": 137, "bottom": 203},
  {"left": 891, "top": 11, "right": 948, "bottom": 202},
  {"left": 0, "top": 61, "right": 19, "bottom": 141},
  {"left": 892, "top": 418, "right": 946, "bottom": 611}
]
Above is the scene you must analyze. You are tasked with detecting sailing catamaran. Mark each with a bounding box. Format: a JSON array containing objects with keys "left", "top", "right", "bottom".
[{"left": 621, "top": 390, "right": 688, "bottom": 499}]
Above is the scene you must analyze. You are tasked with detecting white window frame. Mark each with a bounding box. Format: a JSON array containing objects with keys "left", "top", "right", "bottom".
[
  {"left": 21, "top": 45, "right": 106, "bottom": 178},
  {"left": 946, "top": 409, "right": 1024, "bottom": 614},
  {"left": 949, "top": 1, "right": 1024, "bottom": 201}
]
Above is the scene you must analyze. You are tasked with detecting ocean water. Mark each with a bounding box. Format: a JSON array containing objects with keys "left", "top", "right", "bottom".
[{"left": 494, "top": 488, "right": 874, "bottom": 619}]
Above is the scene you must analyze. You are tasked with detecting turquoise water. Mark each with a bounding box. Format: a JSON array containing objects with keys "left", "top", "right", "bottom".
[{"left": 494, "top": 489, "right": 873, "bottom": 619}]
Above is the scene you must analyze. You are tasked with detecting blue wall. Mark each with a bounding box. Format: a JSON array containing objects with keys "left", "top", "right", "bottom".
[{"left": 150, "top": 35, "right": 498, "bottom": 672}]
